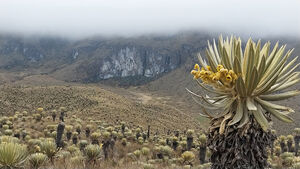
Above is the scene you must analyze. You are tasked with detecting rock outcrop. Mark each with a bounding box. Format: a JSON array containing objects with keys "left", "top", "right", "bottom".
[
  {"left": 97, "top": 46, "right": 180, "bottom": 79},
  {"left": 0, "top": 33, "right": 210, "bottom": 83}
]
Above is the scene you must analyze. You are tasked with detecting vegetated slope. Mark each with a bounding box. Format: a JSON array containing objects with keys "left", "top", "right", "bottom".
[{"left": 0, "top": 81, "right": 202, "bottom": 132}]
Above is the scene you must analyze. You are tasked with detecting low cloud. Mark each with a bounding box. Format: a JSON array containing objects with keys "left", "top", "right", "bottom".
[{"left": 0, "top": 0, "right": 299, "bottom": 39}]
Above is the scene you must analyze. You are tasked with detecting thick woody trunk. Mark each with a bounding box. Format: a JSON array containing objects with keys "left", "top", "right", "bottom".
[
  {"left": 199, "top": 146, "right": 206, "bottom": 164},
  {"left": 295, "top": 135, "right": 300, "bottom": 156},
  {"left": 208, "top": 117, "right": 273, "bottom": 169}
]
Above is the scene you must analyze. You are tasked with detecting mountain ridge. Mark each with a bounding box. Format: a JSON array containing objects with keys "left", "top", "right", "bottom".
[{"left": 1, "top": 32, "right": 299, "bottom": 86}]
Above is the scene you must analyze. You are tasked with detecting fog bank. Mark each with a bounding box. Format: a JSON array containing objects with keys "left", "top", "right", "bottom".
[{"left": 0, "top": 0, "right": 299, "bottom": 39}]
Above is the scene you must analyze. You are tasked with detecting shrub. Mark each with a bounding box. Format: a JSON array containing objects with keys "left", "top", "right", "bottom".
[
  {"left": 138, "top": 137, "right": 144, "bottom": 144},
  {"left": 141, "top": 147, "right": 151, "bottom": 156},
  {"left": 84, "top": 144, "right": 101, "bottom": 162},
  {"left": 293, "top": 162, "right": 300, "bottom": 169},
  {"left": 39, "top": 139, "right": 57, "bottom": 162},
  {"left": 283, "top": 156, "right": 294, "bottom": 167},
  {"left": 67, "top": 145, "right": 80, "bottom": 155},
  {"left": 0, "top": 136, "right": 19, "bottom": 144},
  {"left": 58, "top": 150, "right": 71, "bottom": 160},
  {"left": 65, "top": 125, "right": 73, "bottom": 132},
  {"left": 198, "top": 134, "right": 207, "bottom": 146},
  {"left": 0, "top": 142, "right": 27, "bottom": 168},
  {"left": 280, "top": 152, "right": 294, "bottom": 159},
  {"left": 103, "top": 131, "right": 111, "bottom": 140},
  {"left": 181, "top": 151, "right": 195, "bottom": 164},
  {"left": 121, "top": 138, "right": 127, "bottom": 146},
  {"left": 28, "top": 153, "right": 48, "bottom": 169},
  {"left": 160, "top": 146, "right": 173, "bottom": 157},
  {"left": 133, "top": 150, "right": 142, "bottom": 159},
  {"left": 187, "top": 130, "right": 194, "bottom": 137},
  {"left": 79, "top": 140, "right": 89, "bottom": 150},
  {"left": 90, "top": 132, "right": 101, "bottom": 144},
  {"left": 183, "top": 165, "right": 191, "bottom": 169},
  {"left": 143, "top": 163, "right": 154, "bottom": 169},
  {"left": 4, "top": 129, "right": 13, "bottom": 136}
]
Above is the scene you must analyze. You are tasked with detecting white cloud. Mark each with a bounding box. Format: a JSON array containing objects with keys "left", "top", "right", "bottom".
[{"left": 0, "top": 0, "right": 299, "bottom": 39}]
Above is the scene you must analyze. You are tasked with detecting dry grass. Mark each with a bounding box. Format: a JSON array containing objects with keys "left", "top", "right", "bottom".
[{"left": 0, "top": 82, "right": 202, "bottom": 132}]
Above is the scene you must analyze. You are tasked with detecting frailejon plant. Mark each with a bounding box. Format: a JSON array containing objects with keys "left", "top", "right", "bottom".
[
  {"left": 56, "top": 122, "right": 65, "bottom": 148},
  {"left": 0, "top": 142, "right": 27, "bottom": 169},
  {"left": 198, "top": 134, "right": 207, "bottom": 164},
  {"left": 188, "top": 36, "right": 299, "bottom": 169},
  {"left": 294, "top": 128, "right": 300, "bottom": 156},
  {"left": 84, "top": 144, "right": 101, "bottom": 164},
  {"left": 28, "top": 153, "right": 48, "bottom": 169},
  {"left": 181, "top": 151, "right": 195, "bottom": 165},
  {"left": 39, "top": 139, "right": 57, "bottom": 164}
]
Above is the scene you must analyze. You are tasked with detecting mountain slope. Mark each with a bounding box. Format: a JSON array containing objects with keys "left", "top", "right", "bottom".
[
  {"left": 0, "top": 33, "right": 211, "bottom": 84},
  {"left": 0, "top": 79, "right": 202, "bottom": 132}
]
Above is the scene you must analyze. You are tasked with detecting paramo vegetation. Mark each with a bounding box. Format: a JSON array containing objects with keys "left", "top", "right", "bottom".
[
  {"left": 0, "top": 107, "right": 300, "bottom": 169},
  {"left": 0, "top": 107, "right": 213, "bottom": 169}
]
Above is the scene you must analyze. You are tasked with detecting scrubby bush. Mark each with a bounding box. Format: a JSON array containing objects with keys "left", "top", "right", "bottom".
[
  {"left": 0, "top": 136, "right": 19, "bottom": 143},
  {"left": 40, "top": 139, "right": 57, "bottom": 163},
  {"left": 84, "top": 144, "right": 101, "bottom": 163},
  {"left": 28, "top": 153, "right": 48, "bottom": 169},
  {"left": 141, "top": 147, "right": 150, "bottom": 156},
  {"left": 181, "top": 151, "right": 195, "bottom": 164},
  {"left": 0, "top": 142, "right": 27, "bottom": 168}
]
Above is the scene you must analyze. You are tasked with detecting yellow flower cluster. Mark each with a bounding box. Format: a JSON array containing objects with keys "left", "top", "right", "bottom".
[
  {"left": 37, "top": 108, "right": 44, "bottom": 112},
  {"left": 191, "top": 64, "right": 238, "bottom": 87},
  {"left": 34, "top": 145, "right": 41, "bottom": 152}
]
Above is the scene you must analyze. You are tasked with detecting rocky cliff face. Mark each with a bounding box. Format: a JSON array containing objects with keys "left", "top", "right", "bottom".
[
  {"left": 0, "top": 33, "right": 209, "bottom": 83},
  {"left": 97, "top": 46, "right": 180, "bottom": 79},
  {"left": 0, "top": 36, "right": 69, "bottom": 69},
  {"left": 1, "top": 34, "right": 299, "bottom": 84}
]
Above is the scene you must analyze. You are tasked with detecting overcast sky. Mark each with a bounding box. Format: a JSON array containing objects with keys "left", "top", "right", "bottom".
[{"left": 0, "top": 0, "right": 299, "bottom": 39}]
